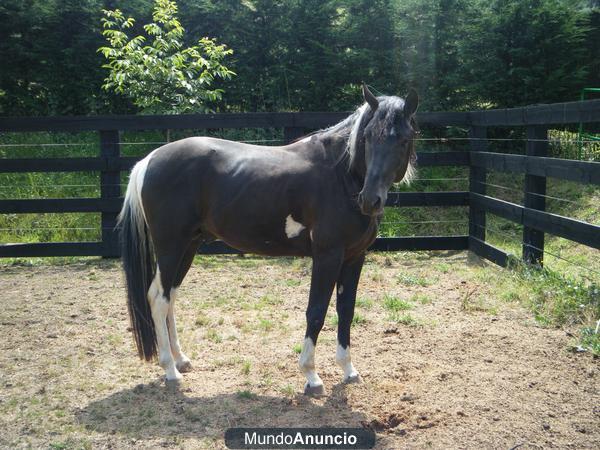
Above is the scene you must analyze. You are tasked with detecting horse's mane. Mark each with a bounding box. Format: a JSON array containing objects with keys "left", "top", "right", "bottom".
[{"left": 317, "top": 96, "right": 417, "bottom": 185}]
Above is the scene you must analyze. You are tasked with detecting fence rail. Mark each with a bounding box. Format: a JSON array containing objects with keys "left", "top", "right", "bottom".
[{"left": 1, "top": 99, "right": 600, "bottom": 264}]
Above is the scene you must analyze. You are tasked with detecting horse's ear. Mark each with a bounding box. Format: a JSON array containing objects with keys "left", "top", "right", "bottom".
[
  {"left": 362, "top": 83, "right": 379, "bottom": 111},
  {"left": 404, "top": 88, "right": 419, "bottom": 117}
]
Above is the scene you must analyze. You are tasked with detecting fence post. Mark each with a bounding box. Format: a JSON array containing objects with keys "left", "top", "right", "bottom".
[
  {"left": 522, "top": 125, "right": 548, "bottom": 265},
  {"left": 468, "top": 125, "right": 488, "bottom": 243},
  {"left": 99, "top": 129, "right": 121, "bottom": 258},
  {"left": 283, "top": 126, "right": 305, "bottom": 144}
]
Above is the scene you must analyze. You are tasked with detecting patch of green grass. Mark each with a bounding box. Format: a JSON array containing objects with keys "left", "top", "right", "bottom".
[
  {"left": 329, "top": 313, "right": 366, "bottom": 327},
  {"left": 355, "top": 297, "right": 373, "bottom": 309},
  {"left": 237, "top": 390, "right": 257, "bottom": 400},
  {"left": 352, "top": 312, "right": 367, "bottom": 325},
  {"left": 285, "top": 279, "right": 302, "bottom": 287},
  {"left": 205, "top": 328, "right": 222, "bottom": 344},
  {"left": 280, "top": 384, "right": 296, "bottom": 397},
  {"left": 389, "top": 312, "right": 420, "bottom": 326},
  {"left": 383, "top": 294, "right": 413, "bottom": 312},
  {"left": 241, "top": 360, "right": 251, "bottom": 375},
  {"left": 396, "top": 272, "right": 433, "bottom": 287},
  {"left": 504, "top": 262, "right": 599, "bottom": 327},
  {"left": 434, "top": 263, "right": 451, "bottom": 273},
  {"left": 292, "top": 343, "right": 302, "bottom": 354},
  {"left": 258, "top": 318, "right": 274, "bottom": 332},
  {"left": 411, "top": 293, "right": 432, "bottom": 304},
  {"left": 195, "top": 313, "right": 210, "bottom": 327},
  {"left": 578, "top": 326, "right": 600, "bottom": 355}
]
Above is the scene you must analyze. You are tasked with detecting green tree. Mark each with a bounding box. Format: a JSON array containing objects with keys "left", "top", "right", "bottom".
[
  {"left": 98, "top": 0, "right": 235, "bottom": 114},
  {"left": 460, "top": 0, "right": 590, "bottom": 108}
]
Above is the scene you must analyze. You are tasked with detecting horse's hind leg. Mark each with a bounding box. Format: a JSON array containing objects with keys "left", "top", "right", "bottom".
[
  {"left": 167, "top": 239, "right": 200, "bottom": 373},
  {"left": 147, "top": 259, "right": 181, "bottom": 381},
  {"left": 147, "top": 237, "right": 193, "bottom": 382}
]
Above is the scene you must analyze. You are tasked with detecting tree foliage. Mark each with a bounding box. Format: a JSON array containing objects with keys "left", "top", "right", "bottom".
[
  {"left": 98, "top": 0, "right": 235, "bottom": 114},
  {"left": 0, "top": 0, "right": 597, "bottom": 116}
]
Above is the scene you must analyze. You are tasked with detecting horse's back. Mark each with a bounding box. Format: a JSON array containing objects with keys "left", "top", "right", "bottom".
[{"left": 140, "top": 136, "right": 323, "bottom": 254}]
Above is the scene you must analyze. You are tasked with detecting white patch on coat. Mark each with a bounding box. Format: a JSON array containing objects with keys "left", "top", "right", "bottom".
[
  {"left": 337, "top": 285, "right": 344, "bottom": 295},
  {"left": 285, "top": 215, "right": 306, "bottom": 238},
  {"left": 299, "top": 337, "right": 323, "bottom": 387},
  {"left": 336, "top": 342, "right": 359, "bottom": 381},
  {"left": 167, "top": 287, "right": 191, "bottom": 368}
]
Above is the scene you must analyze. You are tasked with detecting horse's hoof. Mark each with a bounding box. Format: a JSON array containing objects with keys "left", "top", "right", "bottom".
[
  {"left": 165, "top": 376, "right": 183, "bottom": 387},
  {"left": 304, "top": 383, "right": 325, "bottom": 396},
  {"left": 344, "top": 374, "right": 361, "bottom": 384},
  {"left": 177, "top": 360, "right": 193, "bottom": 373}
]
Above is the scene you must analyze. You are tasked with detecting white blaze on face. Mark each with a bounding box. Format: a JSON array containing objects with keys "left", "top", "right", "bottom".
[
  {"left": 299, "top": 337, "right": 323, "bottom": 387},
  {"left": 285, "top": 214, "right": 306, "bottom": 238},
  {"left": 336, "top": 342, "right": 359, "bottom": 381}
]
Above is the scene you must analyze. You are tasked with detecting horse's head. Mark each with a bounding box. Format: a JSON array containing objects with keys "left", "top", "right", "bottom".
[{"left": 357, "top": 84, "right": 418, "bottom": 216}]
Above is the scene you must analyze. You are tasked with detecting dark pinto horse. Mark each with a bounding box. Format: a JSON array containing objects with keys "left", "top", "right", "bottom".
[{"left": 118, "top": 84, "right": 418, "bottom": 394}]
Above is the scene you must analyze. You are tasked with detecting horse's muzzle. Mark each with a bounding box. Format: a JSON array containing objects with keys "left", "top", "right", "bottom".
[{"left": 358, "top": 191, "right": 385, "bottom": 216}]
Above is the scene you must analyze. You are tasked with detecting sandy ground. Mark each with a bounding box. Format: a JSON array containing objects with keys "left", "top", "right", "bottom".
[{"left": 0, "top": 251, "right": 598, "bottom": 449}]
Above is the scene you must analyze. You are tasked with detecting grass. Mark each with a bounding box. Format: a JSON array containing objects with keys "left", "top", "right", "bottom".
[
  {"left": 329, "top": 312, "right": 367, "bottom": 327},
  {"left": 578, "top": 326, "right": 600, "bottom": 355},
  {"left": 355, "top": 297, "right": 373, "bottom": 309},
  {"left": 236, "top": 390, "right": 257, "bottom": 400},
  {"left": 205, "top": 328, "right": 222, "bottom": 344},
  {"left": 241, "top": 360, "right": 251, "bottom": 375},
  {"left": 396, "top": 273, "right": 433, "bottom": 287},
  {"left": 383, "top": 294, "right": 413, "bottom": 312},
  {"left": 388, "top": 312, "right": 420, "bottom": 327}
]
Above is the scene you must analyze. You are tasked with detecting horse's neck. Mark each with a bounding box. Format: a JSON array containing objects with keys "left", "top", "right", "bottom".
[{"left": 318, "top": 132, "right": 366, "bottom": 196}]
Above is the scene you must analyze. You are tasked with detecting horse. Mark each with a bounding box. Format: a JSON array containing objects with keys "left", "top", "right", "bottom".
[{"left": 118, "top": 84, "right": 418, "bottom": 395}]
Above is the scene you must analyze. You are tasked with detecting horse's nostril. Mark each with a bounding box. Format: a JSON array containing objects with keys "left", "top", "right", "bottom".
[{"left": 373, "top": 196, "right": 382, "bottom": 210}]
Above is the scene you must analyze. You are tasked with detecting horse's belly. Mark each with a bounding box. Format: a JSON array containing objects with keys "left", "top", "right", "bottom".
[
  {"left": 204, "top": 205, "right": 313, "bottom": 257},
  {"left": 217, "top": 229, "right": 312, "bottom": 257}
]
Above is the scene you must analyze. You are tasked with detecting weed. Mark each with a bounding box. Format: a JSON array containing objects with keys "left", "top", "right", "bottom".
[
  {"left": 258, "top": 318, "right": 274, "bottom": 331},
  {"left": 352, "top": 312, "right": 367, "bottom": 325},
  {"left": 355, "top": 297, "right": 373, "bottom": 309},
  {"left": 292, "top": 343, "right": 302, "bottom": 354},
  {"left": 241, "top": 360, "right": 251, "bottom": 375},
  {"left": 195, "top": 313, "right": 210, "bottom": 327},
  {"left": 280, "top": 384, "right": 295, "bottom": 396},
  {"left": 389, "top": 312, "right": 420, "bottom": 326},
  {"left": 578, "top": 326, "right": 600, "bottom": 355},
  {"left": 396, "top": 272, "right": 432, "bottom": 287},
  {"left": 411, "top": 293, "right": 432, "bottom": 304},
  {"left": 383, "top": 294, "right": 413, "bottom": 311},
  {"left": 329, "top": 313, "right": 366, "bottom": 327},
  {"left": 205, "top": 328, "right": 222, "bottom": 344},
  {"left": 237, "top": 390, "right": 257, "bottom": 400}
]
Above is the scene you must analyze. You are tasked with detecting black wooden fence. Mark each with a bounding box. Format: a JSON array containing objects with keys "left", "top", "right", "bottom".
[{"left": 0, "top": 99, "right": 599, "bottom": 268}]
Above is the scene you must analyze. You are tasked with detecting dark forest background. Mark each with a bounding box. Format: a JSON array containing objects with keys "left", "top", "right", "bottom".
[{"left": 0, "top": 0, "right": 599, "bottom": 116}]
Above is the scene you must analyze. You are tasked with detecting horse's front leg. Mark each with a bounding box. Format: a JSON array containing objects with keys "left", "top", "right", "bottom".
[
  {"left": 335, "top": 253, "right": 365, "bottom": 383},
  {"left": 300, "top": 246, "right": 344, "bottom": 396}
]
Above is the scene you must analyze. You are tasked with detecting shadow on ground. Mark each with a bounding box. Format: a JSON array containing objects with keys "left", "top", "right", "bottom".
[{"left": 75, "top": 379, "right": 369, "bottom": 441}]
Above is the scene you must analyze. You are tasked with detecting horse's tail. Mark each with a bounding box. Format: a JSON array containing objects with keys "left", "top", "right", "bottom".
[{"left": 117, "top": 156, "right": 157, "bottom": 361}]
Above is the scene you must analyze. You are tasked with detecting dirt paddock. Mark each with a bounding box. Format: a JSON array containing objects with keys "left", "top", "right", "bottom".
[{"left": 0, "top": 252, "right": 598, "bottom": 449}]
